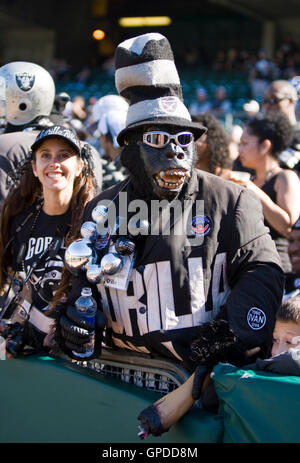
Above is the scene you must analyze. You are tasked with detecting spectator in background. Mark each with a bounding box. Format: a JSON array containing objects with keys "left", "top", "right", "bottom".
[
  {"left": 90, "top": 94, "right": 129, "bottom": 189},
  {"left": 249, "top": 48, "right": 278, "bottom": 101},
  {"left": 228, "top": 124, "right": 244, "bottom": 164},
  {"left": 233, "top": 99, "right": 260, "bottom": 173},
  {"left": 76, "top": 66, "right": 92, "bottom": 85},
  {"left": 212, "top": 50, "right": 226, "bottom": 72},
  {"left": 210, "top": 86, "right": 232, "bottom": 117},
  {"left": 271, "top": 295, "right": 300, "bottom": 357},
  {"left": 90, "top": 94, "right": 129, "bottom": 155},
  {"left": 68, "top": 119, "right": 87, "bottom": 141},
  {"left": 189, "top": 86, "right": 211, "bottom": 117},
  {"left": 63, "top": 95, "right": 87, "bottom": 123},
  {"left": 98, "top": 108, "right": 129, "bottom": 189},
  {"left": 49, "top": 92, "right": 71, "bottom": 126},
  {"left": 192, "top": 113, "right": 233, "bottom": 179},
  {"left": 50, "top": 58, "right": 72, "bottom": 81},
  {"left": 225, "top": 48, "right": 238, "bottom": 72},
  {"left": 237, "top": 112, "right": 300, "bottom": 275},
  {"left": 262, "top": 80, "right": 300, "bottom": 174},
  {"left": 263, "top": 80, "right": 298, "bottom": 127},
  {"left": 279, "top": 34, "right": 299, "bottom": 68}
]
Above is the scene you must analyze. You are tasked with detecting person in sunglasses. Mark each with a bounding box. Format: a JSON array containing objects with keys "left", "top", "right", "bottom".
[
  {"left": 262, "top": 80, "right": 300, "bottom": 175},
  {"left": 53, "top": 34, "right": 284, "bottom": 386}
]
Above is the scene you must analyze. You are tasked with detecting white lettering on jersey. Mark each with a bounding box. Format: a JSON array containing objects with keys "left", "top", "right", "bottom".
[
  {"left": 25, "top": 236, "right": 53, "bottom": 260},
  {"left": 99, "top": 253, "right": 230, "bottom": 337},
  {"left": 188, "top": 257, "right": 206, "bottom": 325},
  {"left": 26, "top": 237, "right": 36, "bottom": 259},
  {"left": 212, "top": 252, "right": 230, "bottom": 315}
]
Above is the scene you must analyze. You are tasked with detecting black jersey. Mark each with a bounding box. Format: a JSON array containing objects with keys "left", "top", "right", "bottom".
[
  {"left": 10, "top": 206, "right": 71, "bottom": 347},
  {"left": 68, "top": 170, "right": 284, "bottom": 370}
]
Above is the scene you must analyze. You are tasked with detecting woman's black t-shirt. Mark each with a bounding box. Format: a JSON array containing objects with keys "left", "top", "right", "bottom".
[{"left": 10, "top": 206, "right": 71, "bottom": 348}]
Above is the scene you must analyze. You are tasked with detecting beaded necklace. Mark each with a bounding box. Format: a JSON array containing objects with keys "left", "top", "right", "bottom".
[{"left": 20, "top": 203, "right": 67, "bottom": 289}]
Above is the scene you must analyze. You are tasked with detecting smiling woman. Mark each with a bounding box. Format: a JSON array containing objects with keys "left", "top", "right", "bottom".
[
  {"left": 0, "top": 126, "right": 97, "bottom": 357},
  {"left": 32, "top": 138, "right": 84, "bottom": 213}
]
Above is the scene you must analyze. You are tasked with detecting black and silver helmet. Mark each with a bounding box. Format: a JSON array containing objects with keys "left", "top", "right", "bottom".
[{"left": 0, "top": 61, "right": 55, "bottom": 125}]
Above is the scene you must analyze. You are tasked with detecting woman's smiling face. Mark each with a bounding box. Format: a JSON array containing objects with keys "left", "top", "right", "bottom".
[{"left": 32, "top": 137, "right": 83, "bottom": 195}]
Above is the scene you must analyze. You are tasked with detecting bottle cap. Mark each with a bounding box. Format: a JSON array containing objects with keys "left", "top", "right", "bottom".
[{"left": 81, "top": 287, "right": 92, "bottom": 297}]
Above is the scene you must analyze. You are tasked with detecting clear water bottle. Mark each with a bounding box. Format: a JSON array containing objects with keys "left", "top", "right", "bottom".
[{"left": 72, "top": 287, "right": 97, "bottom": 359}]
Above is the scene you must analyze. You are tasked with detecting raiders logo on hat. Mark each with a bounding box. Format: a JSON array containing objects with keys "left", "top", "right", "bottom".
[
  {"left": 160, "top": 97, "right": 178, "bottom": 113},
  {"left": 15, "top": 72, "right": 35, "bottom": 92}
]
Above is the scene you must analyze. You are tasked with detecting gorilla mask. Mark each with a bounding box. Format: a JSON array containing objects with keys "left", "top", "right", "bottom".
[{"left": 122, "top": 124, "right": 197, "bottom": 200}]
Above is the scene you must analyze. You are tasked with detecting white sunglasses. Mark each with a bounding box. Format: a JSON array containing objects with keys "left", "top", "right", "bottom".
[{"left": 142, "top": 131, "right": 194, "bottom": 148}]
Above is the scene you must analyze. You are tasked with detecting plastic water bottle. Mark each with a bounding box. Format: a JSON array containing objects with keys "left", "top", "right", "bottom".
[{"left": 72, "top": 287, "right": 97, "bottom": 359}]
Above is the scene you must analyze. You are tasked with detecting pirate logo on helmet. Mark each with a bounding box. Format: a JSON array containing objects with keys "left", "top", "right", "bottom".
[{"left": 15, "top": 72, "right": 35, "bottom": 92}]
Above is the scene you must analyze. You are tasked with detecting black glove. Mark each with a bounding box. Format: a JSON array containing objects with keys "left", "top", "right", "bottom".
[
  {"left": 3, "top": 322, "right": 26, "bottom": 357},
  {"left": 244, "top": 349, "right": 300, "bottom": 376},
  {"left": 190, "top": 319, "right": 255, "bottom": 370},
  {"left": 53, "top": 300, "right": 106, "bottom": 360}
]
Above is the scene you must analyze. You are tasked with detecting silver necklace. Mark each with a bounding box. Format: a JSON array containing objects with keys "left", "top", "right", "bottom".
[{"left": 265, "top": 166, "right": 280, "bottom": 182}]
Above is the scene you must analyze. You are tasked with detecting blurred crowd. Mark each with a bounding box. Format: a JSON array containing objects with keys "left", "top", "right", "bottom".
[
  {"left": 179, "top": 33, "right": 300, "bottom": 81},
  {"left": 45, "top": 34, "right": 300, "bottom": 124}
]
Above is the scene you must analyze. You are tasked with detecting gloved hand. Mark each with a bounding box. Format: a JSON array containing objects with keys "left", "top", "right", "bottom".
[
  {"left": 244, "top": 348, "right": 300, "bottom": 376},
  {"left": 190, "top": 319, "right": 259, "bottom": 369},
  {"left": 53, "top": 300, "right": 106, "bottom": 360},
  {"left": 2, "top": 322, "right": 26, "bottom": 358}
]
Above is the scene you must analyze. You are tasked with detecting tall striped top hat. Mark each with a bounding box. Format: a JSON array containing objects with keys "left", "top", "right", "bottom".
[{"left": 115, "top": 33, "right": 207, "bottom": 146}]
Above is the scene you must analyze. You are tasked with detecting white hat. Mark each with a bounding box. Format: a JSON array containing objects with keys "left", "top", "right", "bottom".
[
  {"left": 92, "top": 94, "right": 129, "bottom": 123},
  {"left": 98, "top": 108, "right": 128, "bottom": 147}
]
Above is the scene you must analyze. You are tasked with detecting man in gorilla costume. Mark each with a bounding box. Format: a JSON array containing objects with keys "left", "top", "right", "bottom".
[{"left": 53, "top": 34, "right": 284, "bottom": 429}]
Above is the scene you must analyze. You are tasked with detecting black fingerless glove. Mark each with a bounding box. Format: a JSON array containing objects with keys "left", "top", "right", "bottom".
[
  {"left": 53, "top": 300, "right": 106, "bottom": 360},
  {"left": 190, "top": 319, "right": 250, "bottom": 370}
]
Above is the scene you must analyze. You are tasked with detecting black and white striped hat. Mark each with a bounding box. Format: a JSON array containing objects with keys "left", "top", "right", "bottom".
[{"left": 114, "top": 33, "right": 207, "bottom": 146}]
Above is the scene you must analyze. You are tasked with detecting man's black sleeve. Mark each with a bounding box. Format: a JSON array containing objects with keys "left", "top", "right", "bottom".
[{"left": 224, "top": 188, "right": 284, "bottom": 352}]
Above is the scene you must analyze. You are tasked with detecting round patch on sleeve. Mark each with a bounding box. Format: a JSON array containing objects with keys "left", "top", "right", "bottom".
[{"left": 247, "top": 307, "right": 266, "bottom": 330}]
